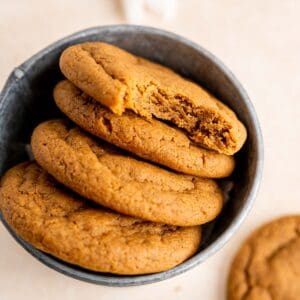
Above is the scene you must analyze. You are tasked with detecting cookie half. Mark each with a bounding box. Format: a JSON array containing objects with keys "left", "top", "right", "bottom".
[
  {"left": 31, "top": 119, "right": 223, "bottom": 226},
  {"left": 59, "top": 42, "right": 247, "bottom": 155},
  {"left": 0, "top": 162, "right": 201, "bottom": 274},
  {"left": 228, "top": 216, "right": 300, "bottom": 300},
  {"left": 54, "top": 80, "right": 235, "bottom": 178}
]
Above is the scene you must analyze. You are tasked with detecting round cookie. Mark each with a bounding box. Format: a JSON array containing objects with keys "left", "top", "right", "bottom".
[
  {"left": 59, "top": 42, "right": 247, "bottom": 155},
  {"left": 54, "top": 80, "right": 235, "bottom": 178},
  {"left": 0, "top": 162, "right": 201, "bottom": 275},
  {"left": 228, "top": 216, "right": 300, "bottom": 300},
  {"left": 31, "top": 119, "right": 223, "bottom": 226}
]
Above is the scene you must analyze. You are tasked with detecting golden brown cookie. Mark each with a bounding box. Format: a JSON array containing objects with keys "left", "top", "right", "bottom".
[
  {"left": 31, "top": 119, "right": 223, "bottom": 226},
  {"left": 0, "top": 162, "right": 201, "bottom": 274},
  {"left": 54, "top": 80, "right": 235, "bottom": 178},
  {"left": 228, "top": 216, "right": 300, "bottom": 300},
  {"left": 59, "top": 42, "right": 247, "bottom": 155}
]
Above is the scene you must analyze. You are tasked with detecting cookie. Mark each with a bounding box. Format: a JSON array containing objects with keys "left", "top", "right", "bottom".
[
  {"left": 228, "top": 216, "right": 300, "bottom": 300},
  {"left": 31, "top": 119, "right": 223, "bottom": 226},
  {"left": 0, "top": 162, "right": 201, "bottom": 274},
  {"left": 54, "top": 80, "right": 235, "bottom": 178},
  {"left": 59, "top": 42, "right": 247, "bottom": 155}
]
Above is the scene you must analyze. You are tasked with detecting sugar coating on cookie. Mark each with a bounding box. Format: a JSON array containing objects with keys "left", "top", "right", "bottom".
[
  {"left": 59, "top": 42, "right": 247, "bottom": 155},
  {"left": 31, "top": 119, "right": 223, "bottom": 226},
  {"left": 0, "top": 162, "right": 201, "bottom": 275},
  {"left": 54, "top": 80, "right": 235, "bottom": 178},
  {"left": 228, "top": 216, "right": 300, "bottom": 300}
]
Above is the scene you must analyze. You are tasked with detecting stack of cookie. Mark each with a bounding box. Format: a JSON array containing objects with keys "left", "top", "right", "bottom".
[{"left": 0, "top": 42, "right": 246, "bottom": 275}]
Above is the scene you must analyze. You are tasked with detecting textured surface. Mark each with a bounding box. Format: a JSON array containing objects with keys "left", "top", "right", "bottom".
[
  {"left": 54, "top": 80, "right": 235, "bottom": 178},
  {"left": 31, "top": 119, "right": 223, "bottom": 226},
  {"left": 228, "top": 216, "right": 300, "bottom": 300},
  {"left": 60, "top": 42, "right": 247, "bottom": 155},
  {"left": 0, "top": 162, "right": 201, "bottom": 275}
]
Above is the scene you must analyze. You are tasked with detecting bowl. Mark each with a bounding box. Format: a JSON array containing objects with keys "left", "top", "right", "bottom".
[{"left": 0, "top": 25, "right": 263, "bottom": 286}]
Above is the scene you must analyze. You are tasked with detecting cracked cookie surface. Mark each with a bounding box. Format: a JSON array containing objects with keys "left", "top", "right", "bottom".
[
  {"left": 31, "top": 119, "right": 223, "bottom": 226},
  {"left": 0, "top": 162, "right": 201, "bottom": 274},
  {"left": 54, "top": 80, "right": 235, "bottom": 178},
  {"left": 59, "top": 42, "right": 246, "bottom": 155},
  {"left": 228, "top": 215, "right": 300, "bottom": 300}
]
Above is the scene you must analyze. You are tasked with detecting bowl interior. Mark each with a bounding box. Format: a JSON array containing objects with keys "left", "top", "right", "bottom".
[{"left": 0, "top": 25, "right": 262, "bottom": 286}]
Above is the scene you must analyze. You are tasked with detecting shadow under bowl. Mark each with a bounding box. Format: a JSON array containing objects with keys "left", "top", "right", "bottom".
[{"left": 0, "top": 25, "right": 263, "bottom": 286}]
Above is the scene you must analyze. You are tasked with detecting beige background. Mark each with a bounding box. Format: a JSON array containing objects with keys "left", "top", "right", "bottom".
[{"left": 0, "top": 1, "right": 299, "bottom": 299}]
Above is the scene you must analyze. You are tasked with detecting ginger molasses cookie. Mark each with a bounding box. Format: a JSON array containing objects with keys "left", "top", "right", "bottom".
[
  {"left": 31, "top": 119, "right": 223, "bottom": 226},
  {"left": 59, "top": 42, "right": 246, "bottom": 155},
  {"left": 0, "top": 162, "right": 201, "bottom": 274},
  {"left": 228, "top": 216, "right": 300, "bottom": 300},
  {"left": 54, "top": 80, "right": 235, "bottom": 178}
]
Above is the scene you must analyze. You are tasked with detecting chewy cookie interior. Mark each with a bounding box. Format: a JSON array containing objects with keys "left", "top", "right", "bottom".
[{"left": 60, "top": 42, "right": 247, "bottom": 155}]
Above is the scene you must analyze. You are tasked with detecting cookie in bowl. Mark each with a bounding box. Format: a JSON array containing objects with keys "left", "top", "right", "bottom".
[
  {"left": 54, "top": 80, "right": 235, "bottom": 178},
  {"left": 31, "top": 119, "right": 224, "bottom": 226},
  {"left": 60, "top": 42, "right": 247, "bottom": 155},
  {"left": 0, "top": 162, "right": 201, "bottom": 275}
]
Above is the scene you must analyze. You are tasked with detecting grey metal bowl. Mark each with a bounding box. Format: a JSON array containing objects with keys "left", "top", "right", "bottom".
[{"left": 0, "top": 25, "right": 263, "bottom": 286}]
